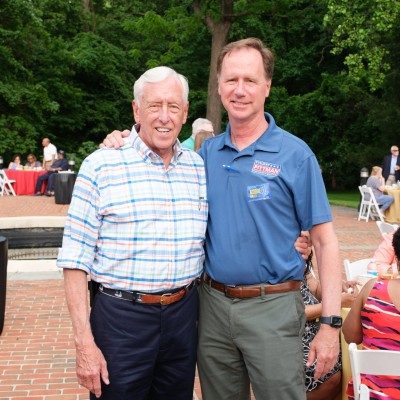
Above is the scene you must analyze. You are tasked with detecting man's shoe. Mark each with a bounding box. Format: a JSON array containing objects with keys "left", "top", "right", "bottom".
[
  {"left": 45, "top": 191, "right": 52, "bottom": 197},
  {"left": 33, "top": 192, "right": 42, "bottom": 196}
]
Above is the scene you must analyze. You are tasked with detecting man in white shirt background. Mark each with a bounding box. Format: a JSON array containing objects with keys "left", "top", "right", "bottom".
[{"left": 42, "top": 137, "right": 58, "bottom": 169}]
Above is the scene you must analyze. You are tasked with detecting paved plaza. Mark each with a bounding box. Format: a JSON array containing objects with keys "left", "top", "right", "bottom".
[{"left": 0, "top": 195, "right": 383, "bottom": 399}]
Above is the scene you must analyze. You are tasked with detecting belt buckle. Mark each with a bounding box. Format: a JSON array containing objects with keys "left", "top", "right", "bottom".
[{"left": 160, "top": 293, "right": 172, "bottom": 305}]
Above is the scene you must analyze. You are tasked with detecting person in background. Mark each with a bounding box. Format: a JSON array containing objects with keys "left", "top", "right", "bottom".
[
  {"left": 101, "top": 37, "right": 342, "bottom": 400},
  {"left": 42, "top": 137, "right": 57, "bottom": 169},
  {"left": 25, "top": 154, "right": 41, "bottom": 169},
  {"left": 342, "top": 229, "right": 400, "bottom": 399},
  {"left": 302, "top": 250, "right": 359, "bottom": 400},
  {"left": 366, "top": 166, "right": 394, "bottom": 213},
  {"left": 181, "top": 117, "right": 214, "bottom": 150},
  {"left": 370, "top": 227, "right": 399, "bottom": 277},
  {"left": 8, "top": 154, "right": 23, "bottom": 170},
  {"left": 34, "top": 149, "right": 68, "bottom": 196},
  {"left": 194, "top": 130, "right": 214, "bottom": 152},
  {"left": 382, "top": 145, "right": 400, "bottom": 185}
]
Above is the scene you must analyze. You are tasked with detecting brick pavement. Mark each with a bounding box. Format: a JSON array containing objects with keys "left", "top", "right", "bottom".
[{"left": 0, "top": 196, "right": 383, "bottom": 399}]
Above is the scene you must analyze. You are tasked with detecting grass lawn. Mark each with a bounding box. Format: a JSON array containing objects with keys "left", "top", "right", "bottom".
[{"left": 327, "top": 191, "right": 359, "bottom": 209}]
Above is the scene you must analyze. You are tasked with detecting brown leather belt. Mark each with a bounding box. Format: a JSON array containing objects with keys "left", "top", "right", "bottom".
[
  {"left": 204, "top": 274, "right": 300, "bottom": 298},
  {"left": 98, "top": 279, "right": 198, "bottom": 305}
]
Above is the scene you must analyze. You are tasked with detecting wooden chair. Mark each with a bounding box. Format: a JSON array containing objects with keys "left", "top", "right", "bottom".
[
  {"left": 349, "top": 342, "right": 400, "bottom": 400},
  {"left": 358, "top": 186, "right": 384, "bottom": 222}
]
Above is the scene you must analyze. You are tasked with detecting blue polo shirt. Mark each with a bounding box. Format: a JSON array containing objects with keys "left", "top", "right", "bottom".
[{"left": 199, "top": 113, "right": 331, "bottom": 285}]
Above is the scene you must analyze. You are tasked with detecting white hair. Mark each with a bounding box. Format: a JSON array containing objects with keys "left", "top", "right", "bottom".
[
  {"left": 133, "top": 66, "right": 189, "bottom": 106},
  {"left": 192, "top": 118, "right": 214, "bottom": 135}
]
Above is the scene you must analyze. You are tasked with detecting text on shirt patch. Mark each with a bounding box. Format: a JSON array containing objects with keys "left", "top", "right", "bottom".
[
  {"left": 247, "top": 183, "right": 271, "bottom": 202},
  {"left": 251, "top": 160, "right": 281, "bottom": 177}
]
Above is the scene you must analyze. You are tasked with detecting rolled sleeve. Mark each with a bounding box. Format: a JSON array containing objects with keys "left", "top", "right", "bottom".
[{"left": 57, "top": 158, "right": 101, "bottom": 274}]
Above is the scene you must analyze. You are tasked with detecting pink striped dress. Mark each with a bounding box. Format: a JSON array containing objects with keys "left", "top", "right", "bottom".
[{"left": 347, "top": 279, "right": 400, "bottom": 399}]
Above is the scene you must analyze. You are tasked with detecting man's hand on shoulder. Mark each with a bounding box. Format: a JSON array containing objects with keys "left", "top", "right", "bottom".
[
  {"left": 295, "top": 233, "right": 312, "bottom": 260},
  {"left": 99, "top": 129, "right": 130, "bottom": 149}
]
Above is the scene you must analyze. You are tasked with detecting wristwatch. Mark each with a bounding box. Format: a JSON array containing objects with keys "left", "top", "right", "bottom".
[{"left": 319, "top": 315, "right": 342, "bottom": 328}]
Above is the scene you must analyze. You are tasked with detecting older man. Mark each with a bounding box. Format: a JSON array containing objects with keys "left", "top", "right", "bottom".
[
  {"left": 382, "top": 145, "right": 400, "bottom": 185},
  {"left": 58, "top": 67, "right": 208, "bottom": 400}
]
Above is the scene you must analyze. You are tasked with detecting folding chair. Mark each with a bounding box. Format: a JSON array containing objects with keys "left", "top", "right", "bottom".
[
  {"left": 0, "top": 170, "right": 16, "bottom": 196},
  {"left": 349, "top": 342, "right": 400, "bottom": 400},
  {"left": 376, "top": 220, "right": 399, "bottom": 236},
  {"left": 343, "top": 258, "right": 372, "bottom": 281},
  {"left": 358, "top": 186, "right": 384, "bottom": 222}
]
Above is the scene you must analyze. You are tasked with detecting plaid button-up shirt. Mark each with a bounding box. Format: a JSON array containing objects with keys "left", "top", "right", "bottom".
[{"left": 57, "top": 127, "right": 208, "bottom": 292}]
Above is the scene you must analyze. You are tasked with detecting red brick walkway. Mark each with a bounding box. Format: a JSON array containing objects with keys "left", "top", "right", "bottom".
[{"left": 0, "top": 196, "right": 383, "bottom": 399}]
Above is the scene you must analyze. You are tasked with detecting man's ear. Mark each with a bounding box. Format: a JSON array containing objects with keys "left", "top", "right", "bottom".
[
  {"left": 264, "top": 80, "right": 272, "bottom": 99},
  {"left": 132, "top": 100, "right": 140, "bottom": 123},
  {"left": 182, "top": 102, "right": 189, "bottom": 124}
]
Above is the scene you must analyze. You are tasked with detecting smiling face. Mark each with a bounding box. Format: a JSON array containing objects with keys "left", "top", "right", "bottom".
[
  {"left": 133, "top": 76, "right": 188, "bottom": 164},
  {"left": 218, "top": 47, "right": 271, "bottom": 126}
]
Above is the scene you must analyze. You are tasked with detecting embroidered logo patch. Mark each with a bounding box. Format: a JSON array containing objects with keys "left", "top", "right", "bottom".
[
  {"left": 247, "top": 183, "right": 270, "bottom": 202},
  {"left": 251, "top": 160, "right": 281, "bottom": 177}
]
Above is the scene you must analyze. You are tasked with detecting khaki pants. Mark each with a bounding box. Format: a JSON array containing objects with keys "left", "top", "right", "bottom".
[
  {"left": 197, "top": 281, "right": 306, "bottom": 400},
  {"left": 44, "top": 160, "right": 53, "bottom": 169}
]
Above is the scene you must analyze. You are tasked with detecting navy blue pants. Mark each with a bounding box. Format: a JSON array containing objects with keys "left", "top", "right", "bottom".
[
  {"left": 90, "top": 286, "right": 198, "bottom": 400},
  {"left": 35, "top": 172, "right": 55, "bottom": 192}
]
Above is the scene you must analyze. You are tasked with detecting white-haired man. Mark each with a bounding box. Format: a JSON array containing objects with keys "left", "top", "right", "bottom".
[
  {"left": 382, "top": 145, "right": 400, "bottom": 185},
  {"left": 58, "top": 66, "right": 208, "bottom": 400},
  {"left": 181, "top": 117, "right": 214, "bottom": 150}
]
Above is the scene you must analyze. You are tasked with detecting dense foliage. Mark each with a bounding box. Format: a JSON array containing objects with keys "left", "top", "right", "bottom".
[{"left": 0, "top": 0, "right": 399, "bottom": 188}]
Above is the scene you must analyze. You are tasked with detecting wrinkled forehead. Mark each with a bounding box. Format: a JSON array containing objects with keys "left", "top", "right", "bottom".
[{"left": 142, "top": 77, "right": 186, "bottom": 104}]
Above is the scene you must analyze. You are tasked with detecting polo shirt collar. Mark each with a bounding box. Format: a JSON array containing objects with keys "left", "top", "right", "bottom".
[{"left": 217, "top": 112, "right": 283, "bottom": 154}]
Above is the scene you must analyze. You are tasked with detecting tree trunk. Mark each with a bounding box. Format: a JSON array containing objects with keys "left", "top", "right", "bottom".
[
  {"left": 331, "top": 170, "right": 337, "bottom": 189},
  {"left": 206, "top": 22, "right": 231, "bottom": 134},
  {"left": 81, "top": 0, "right": 90, "bottom": 12},
  {"left": 193, "top": 0, "right": 234, "bottom": 135}
]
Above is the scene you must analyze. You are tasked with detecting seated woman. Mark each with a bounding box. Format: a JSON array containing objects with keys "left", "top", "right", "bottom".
[
  {"left": 366, "top": 166, "right": 394, "bottom": 212},
  {"left": 343, "top": 229, "right": 400, "bottom": 399},
  {"left": 25, "top": 154, "right": 41, "bottom": 169},
  {"left": 370, "top": 227, "right": 400, "bottom": 277},
  {"left": 8, "top": 154, "right": 23, "bottom": 170},
  {"left": 302, "top": 252, "right": 359, "bottom": 400}
]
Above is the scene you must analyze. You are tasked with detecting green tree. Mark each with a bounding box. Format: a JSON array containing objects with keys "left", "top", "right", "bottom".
[
  {"left": 0, "top": 0, "right": 58, "bottom": 160},
  {"left": 324, "top": 0, "right": 400, "bottom": 91}
]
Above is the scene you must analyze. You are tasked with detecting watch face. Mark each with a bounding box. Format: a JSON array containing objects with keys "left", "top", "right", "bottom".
[
  {"left": 320, "top": 315, "right": 343, "bottom": 328},
  {"left": 331, "top": 316, "right": 342, "bottom": 328}
]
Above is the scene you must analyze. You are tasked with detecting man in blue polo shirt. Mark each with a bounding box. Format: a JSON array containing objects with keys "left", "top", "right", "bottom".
[
  {"left": 195, "top": 37, "right": 341, "bottom": 400},
  {"left": 101, "top": 38, "right": 341, "bottom": 400}
]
